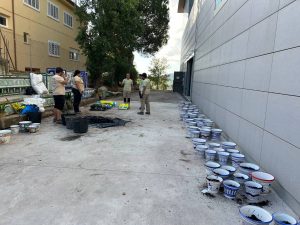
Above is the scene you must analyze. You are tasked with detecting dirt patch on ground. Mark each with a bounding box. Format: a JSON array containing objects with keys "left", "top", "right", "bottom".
[{"left": 60, "top": 135, "right": 82, "bottom": 141}]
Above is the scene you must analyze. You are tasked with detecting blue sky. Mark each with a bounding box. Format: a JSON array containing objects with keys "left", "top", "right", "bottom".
[{"left": 133, "top": 0, "right": 188, "bottom": 75}]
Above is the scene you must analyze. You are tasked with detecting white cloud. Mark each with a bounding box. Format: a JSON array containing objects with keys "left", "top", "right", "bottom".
[{"left": 134, "top": 0, "right": 188, "bottom": 75}]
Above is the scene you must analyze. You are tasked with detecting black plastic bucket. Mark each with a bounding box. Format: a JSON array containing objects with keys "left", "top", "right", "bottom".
[
  {"left": 65, "top": 116, "right": 77, "bottom": 130},
  {"left": 62, "top": 113, "right": 76, "bottom": 126},
  {"left": 27, "top": 112, "right": 42, "bottom": 123},
  {"left": 73, "top": 117, "right": 88, "bottom": 133}
]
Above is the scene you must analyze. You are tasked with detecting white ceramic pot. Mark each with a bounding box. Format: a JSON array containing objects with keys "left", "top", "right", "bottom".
[
  {"left": 32, "top": 123, "right": 41, "bottom": 131},
  {"left": 251, "top": 172, "right": 275, "bottom": 194},
  {"left": 208, "top": 142, "right": 221, "bottom": 150},
  {"left": 221, "top": 165, "right": 236, "bottom": 175},
  {"left": 239, "top": 205, "right": 273, "bottom": 225},
  {"left": 205, "top": 149, "right": 217, "bottom": 162},
  {"left": 234, "top": 173, "right": 249, "bottom": 185},
  {"left": 227, "top": 149, "right": 240, "bottom": 154},
  {"left": 239, "top": 163, "right": 260, "bottom": 177},
  {"left": 222, "top": 141, "right": 237, "bottom": 150},
  {"left": 196, "top": 145, "right": 208, "bottom": 158},
  {"left": 214, "top": 148, "right": 225, "bottom": 152},
  {"left": 213, "top": 168, "right": 230, "bottom": 180},
  {"left": 272, "top": 212, "right": 298, "bottom": 225},
  {"left": 10, "top": 125, "right": 20, "bottom": 134},
  {"left": 200, "top": 128, "right": 211, "bottom": 138},
  {"left": 231, "top": 153, "right": 245, "bottom": 168},
  {"left": 205, "top": 161, "right": 221, "bottom": 175},
  {"left": 192, "top": 138, "right": 206, "bottom": 148},
  {"left": 28, "top": 125, "right": 38, "bottom": 133},
  {"left": 19, "top": 121, "right": 32, "bottom": 132},
  {"left": 0, "top": 130, "right": 12, "bottom": 144},
  {"left": 244, "top": 181, "right": 262, "bottom": 196},
  {"left": 188, "top": 121, "right": 197, "bottom": 126},
  {"left": 190, "top": 130, "right": 200, "bottom": 138},
  {"left": 206, "top": 175, "right": 223, "bottom": 194},
  {"left": 223, "top": 180, "right": 240, "bottom": 199},
  {"left": 218, "top": 151, "right": 230, "bottom": 165}
]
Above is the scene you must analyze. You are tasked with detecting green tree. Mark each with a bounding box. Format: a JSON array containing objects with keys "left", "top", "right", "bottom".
[
  {"left": 75, "top": 0, "right": 169, "bottom": 85},
  {"left": 148, "top": 57, "right": 169, "bottom": 90}
]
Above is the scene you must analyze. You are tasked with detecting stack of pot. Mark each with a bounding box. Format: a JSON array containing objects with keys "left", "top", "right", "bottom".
[{"left": 178, "top": 102, "right": 276, "bottom": 203}]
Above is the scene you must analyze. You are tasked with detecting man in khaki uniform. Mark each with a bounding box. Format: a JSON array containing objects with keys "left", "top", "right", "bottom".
[
  {"left": 121, "top": 73, "right": 133, "bottom": 107},
  {"left": 138, "top": 73, "right": 150, "bottom": 115}
]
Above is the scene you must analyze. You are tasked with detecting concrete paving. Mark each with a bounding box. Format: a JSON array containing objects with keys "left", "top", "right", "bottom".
[{"left": 0, "top": 91, "right": 296, "bottom": 225}]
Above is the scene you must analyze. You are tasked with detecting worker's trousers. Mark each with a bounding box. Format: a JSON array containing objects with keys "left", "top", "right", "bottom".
[{"left": 140, "top": 94, "right": 150, "bottom": 113}]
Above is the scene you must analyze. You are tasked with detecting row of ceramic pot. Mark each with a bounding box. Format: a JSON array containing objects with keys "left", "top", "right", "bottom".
[
  {"left": 179, "top": 101, "right": 298, "bottom": 225},
  {"left": 239, "top": 205, "right": 298, "bottom": 225},
  {"left": 0, "top": 121, "right": 41, "bottom": 144}
]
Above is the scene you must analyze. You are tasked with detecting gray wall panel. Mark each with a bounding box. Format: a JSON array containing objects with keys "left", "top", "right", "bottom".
[{"left": 180, "top": 0, "right": 300, "bottom": 213}]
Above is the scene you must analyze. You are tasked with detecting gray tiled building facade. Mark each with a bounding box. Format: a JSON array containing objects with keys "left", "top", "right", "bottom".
[{"left": 179, "top": 0, "right": 300, "bottom": 214}]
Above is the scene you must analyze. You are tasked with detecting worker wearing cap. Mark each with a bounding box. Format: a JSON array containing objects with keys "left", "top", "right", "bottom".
[
  {"left": 138, "top": 73, "right": 150, "bottom": 115},
  {"left": 121, "top": 73, "right": 133, "bottom": 107}
]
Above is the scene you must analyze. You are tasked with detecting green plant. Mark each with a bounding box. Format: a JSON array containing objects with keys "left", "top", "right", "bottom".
[{"left": 0, "top": 104, "right": 5, "bottom": 112}]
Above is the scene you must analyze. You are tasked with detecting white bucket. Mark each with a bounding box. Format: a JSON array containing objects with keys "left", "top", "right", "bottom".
[
  {"left": 206, "top": 175, "right": 223, "bottom": 194},
  {"left": 10, "top": 125, "right": 20, "bottom": 134},
  {"left": 251, "top": 172, "right": 275, "bottom": 194},
  {"left": 239, "top": 205, "right": 273, "bottom": 225},
  {"left": 272, "top": 212, "right": 298, "bottom": 225}
]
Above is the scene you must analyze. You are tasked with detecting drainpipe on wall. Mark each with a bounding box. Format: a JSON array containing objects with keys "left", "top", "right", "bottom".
[{"left": 12, "top": 0, "right": 17, "bottom": 71}]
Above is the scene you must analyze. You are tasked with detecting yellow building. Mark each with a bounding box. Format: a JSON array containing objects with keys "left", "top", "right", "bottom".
[{"left": 0, "top": 0, "right": 86, "bottom": 73}]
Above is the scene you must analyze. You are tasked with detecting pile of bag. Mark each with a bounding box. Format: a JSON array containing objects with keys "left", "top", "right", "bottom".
[{"left": 30, "top": 73, "right": 49, "bottom": 95}]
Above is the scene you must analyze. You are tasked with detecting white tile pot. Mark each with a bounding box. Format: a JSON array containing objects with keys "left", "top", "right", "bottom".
[
  {"left": 239, "top": 205, "right": 273, "bottom": 225},
  {"left": 239, "top": 163, "right": 260, "bottom": 177},
  {"left": 223, "top": 180, "right": 240, "bottom": 199},
  {"left": 244, "top": 181, "right": 262, "bottom": 196},
  {"left": 251, "top": 172, "right": 275, "bottom": 194},
  {"left": 272, "top": 212, "right": 298, "bottom": 225},
  {"left": 205, "top": 150, "right": 217, "bottom": 162},
  {"left": 196, "top": 145, "right": 208, "bottom": 158},
  {"left": 221, "top": 165, "right": 236, "bottom": 176},
  {"left": 231, "top": 153, "right": 245, "bottom": 168},
  {"left": 206, "top": 175, "right": 223, "bottom": 194},
  {"left": 208, "top": 142, "right": 221, "bottom": 150},
  {"left": 221, "top": 141, "right": 237, "bottom": 150},
  {"left": 205, "top": 161, "right": 221, "bottom": 175},
  {"left": 211, "top": 128, "right": 222, "bottom": 140},
  {"left": 213, "top": 168, "right": 230, "bottom": 180},
  {"left": 233, "top": 173, "right": 249, "bottom": 185},
  {"left": 192, "top": 138, "right": 206, "bottom": 148},
  {"left": 218, "top": 151, "right": 230, "bottom": 165}
]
